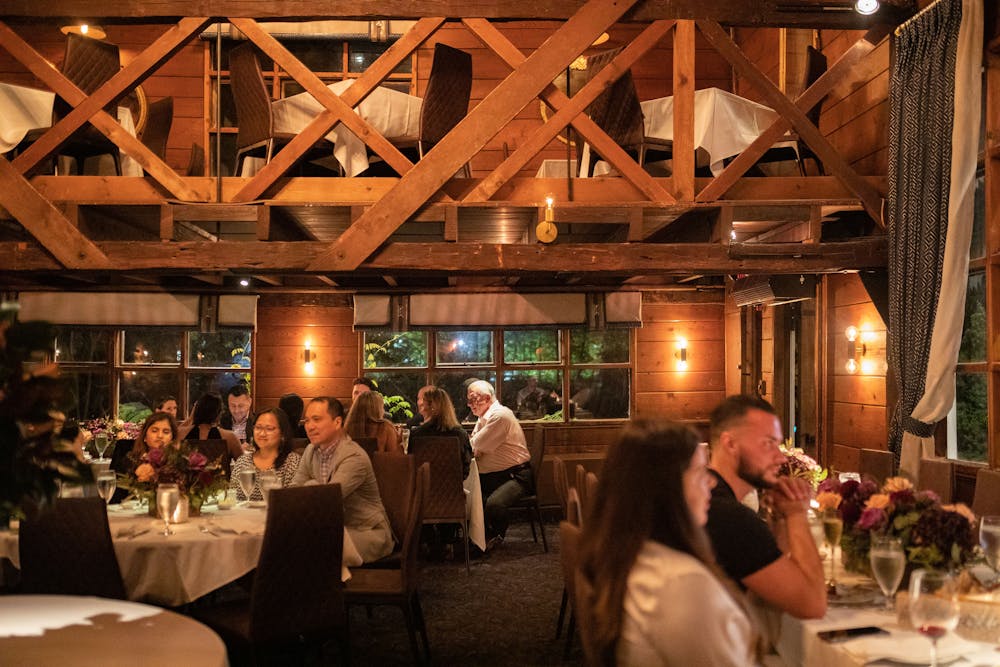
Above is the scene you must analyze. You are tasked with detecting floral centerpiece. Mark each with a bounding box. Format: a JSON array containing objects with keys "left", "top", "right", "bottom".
[
  {"left": 815, "top": 475, "right": 977, "bottom": 574},
  {"left": 778, "top": 439, "right": 827, "bottom": 489},
  {"left": 124, "top": 441, "right": 228, "bottom": 515},
  {"left": 80, "top": 416, "right": 141, "bottom": 444}
]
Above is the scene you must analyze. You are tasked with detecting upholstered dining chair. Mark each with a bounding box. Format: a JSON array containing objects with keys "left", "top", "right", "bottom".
[
  {"left": 365, "top": 451, "right": 416, "bottom": 569},
  {"left": 552, "top": 455, "right": 569, "bottom": 520},
  {"left": 355, "top": 436, "right": 378, "bottom": 459},
  {"left": 18, "top": 497, "right": 126, "bottom": 599},
  {"left": 345, "top": 462, "right": 430, "bottom": 665},
  {"left": 139, "top": 96, "right": 173, "bottom": 161},
  {"left": 510, "top": 426, "right": 548, "bottom": 552},
  {"left": 228, "top": 42, "right": 332, "bottom": 176},
  {"left": 559, "top": 520, "right": 582, "bottom": 659},
  {"left": 859, "top": 448, "right": 894, "bottom": 485},
  {"left": 972, "top": 468, "right": 1000, "bottom": 518},
  {"left": 918, "top": 457, "right": 954, "bottom": 504},
  {"left": 407, "top": 435, "right": 470, "bottom": 573},
  {"left": 556, "top": 487, "right": 584, "bottom": 642},
  {"left": 193, "top": 484, "right": 349, "bottom": 665},
  {"left": 574, "top": 464, "right": 588, "bottom": 521},
  {"left": 17, "top": 33, "right": 122, "bottom": 175}
]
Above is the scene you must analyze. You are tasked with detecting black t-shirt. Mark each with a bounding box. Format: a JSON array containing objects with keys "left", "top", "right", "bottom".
[{"left": 705, "top": 469, "right": 783, "bottom": 588}]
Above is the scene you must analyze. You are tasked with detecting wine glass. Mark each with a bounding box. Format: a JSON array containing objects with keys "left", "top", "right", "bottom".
[
  {"left": 400, "top": 427, "right": 410, "bottom": 454},
  {"left": 94, "top": 434, "right": 110, "bottom": 461},
  {"left": 823, "top": 509, "right": 843, "bottom": 593},
  {"left": 95, "top": 471, "right": 117, "bottom": 506},
  {"left": 156, "top": 483, "right": 180, "bottom": 536},
  {"left": 979, "top": 515, "right": 1000, "bottom": 584},
  {"left": 238, "top": 468, "right": 257, "bottom": 503},
  {"left": 258, "top": 470, "right": 280, "bottom": 504},
  {"left": 869, "top": 536, "right": 906, "bottom": 610},
  {"left": 909, "top": 569, "right": 960, "bottom": 667}
]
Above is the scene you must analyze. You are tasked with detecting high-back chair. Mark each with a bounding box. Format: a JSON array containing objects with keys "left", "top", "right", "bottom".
[
  {"left": 859, "top": 448, "right": 894, "bottom": 485},
  {"left": 552, "top": 455, "right": 569, "bottom": 519},
  {"left": 407, "top": 435, "right": 471, "bottom": 573},
  {"left": 194, "top": 484, "right": 348, "bottom": 662},
  {"left": 511, "top": 426, "right": 548, "bottom": 552},
  {"left": 575, "top": 464, "right": 588, "bottom": 519},
  {"left": 19, "top": 497, "right": 126, "bottom": 599},
  {"left": 367, "top": 451, "right": 417, "bottom": 568},
  {"left": 418, "top": 43, "right": 473, "bottom": 172},
  {"left": 973, "top": 468, "right": 1000, "bottom": 518},
  {"left": 584, "top": 472, "right": 599, "bottom": 520},
  {"left": 139, "top": 96, "right": 173, "bottom": 161},
  {"left": 918, "top": 457, "right": 954, "bottom": 503},
  {"left": 758, "top": 44, "right": 828, "bottom": 175},
  {"left": 556, "top": 486, "right": 585, "bottom": 641},
  {"left": 346, "top": 463, "right": 431, "bottom": 665},
  {"left": 355, "top": 436, "right": 378, "bottom": 459},
  {"left": 559, "top": 520, "right": 583, "bottom": 658}
]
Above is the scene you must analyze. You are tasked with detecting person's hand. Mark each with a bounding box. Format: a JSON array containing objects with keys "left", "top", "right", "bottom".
[{"left": 768, "top": 477, "right": 813, "bottom": 518}]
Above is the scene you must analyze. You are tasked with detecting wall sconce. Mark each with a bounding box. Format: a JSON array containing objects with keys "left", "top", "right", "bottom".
[
  {"left": 536, "top": 195, "right": 558, "bottom": 243},
  {"left": 845, "top": 326, "right": 882, "bottom": 374},
  {"left": 368, "top": 19, "right": 389, "bottom": 42},
  {"left": 60, "top": 23, "right": 107, "bottom": 40},
  {"left": 303, "top": 341, "right": 316, "bottom": 375},
  {"left": 676, "top": 337, "right": 688, "bottom": 372}
]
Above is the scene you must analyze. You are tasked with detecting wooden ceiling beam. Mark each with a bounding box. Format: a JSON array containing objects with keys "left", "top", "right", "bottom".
[
  {"left": 0, "top": 2, "right": 914, "bottom": 29},
  {"left": 308, "top": 0, "right": 642, "bottom": 272},
  {"left": 0, "top": 238, "right": 886, "bottom": 274}
]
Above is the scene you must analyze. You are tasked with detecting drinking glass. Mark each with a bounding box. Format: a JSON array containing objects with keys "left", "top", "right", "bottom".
[
  {"left": 238, "top": 468, "right": 257, "bottom": 503},
  {"left": 979, "top": 515, "right": 1000, "bottom": 582},
  {"left": 909, "top": 569, "right": 960, "bottom": 667},
  {"left": 258, "top": 470, "right": 280, "bottom": 504},
  {"left": 400, "top": 427, "right": 410, "bottom": 453},
  {"left": 823, "top": 510, "right": 843, "bottom": 592},
  {"left": 96, "top": 471, "right": 117, "bottom": 505},
  {"left": 156, "top": 483, "right": 180, "bottom": 536},
  {"left": 869, "top": 536, "right": 906, "bottom": 610},
  {"left": 94, "top": 434, "right": 110, "bottom": 461}
]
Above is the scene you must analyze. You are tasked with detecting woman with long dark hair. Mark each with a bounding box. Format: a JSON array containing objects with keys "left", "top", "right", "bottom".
[
  {"left": 178, "top": 392, "right": 243, "bottom": 461},
  {"left": 228, "top": 407, "right": 300, "bottom": 501},
  {"left": 410, "top": 386, "right": 471, "bottom": 477},
  {"left": 577, "top": 420, "right": 758, "bottom": 666}
]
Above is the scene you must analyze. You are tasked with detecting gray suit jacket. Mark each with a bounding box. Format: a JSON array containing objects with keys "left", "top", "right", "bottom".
[{"left": 291, "top": 437, "right": 393, "bottom": 562}]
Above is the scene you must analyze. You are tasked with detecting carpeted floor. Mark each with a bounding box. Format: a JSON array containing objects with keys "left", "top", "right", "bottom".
[{"left": 339, "top": 520, "right": 580, "bottom": 666}]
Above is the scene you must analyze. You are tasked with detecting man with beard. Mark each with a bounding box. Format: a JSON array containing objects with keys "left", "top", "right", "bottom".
[{"left": 706, "top": 395, "right": 827, "bottom": 619}]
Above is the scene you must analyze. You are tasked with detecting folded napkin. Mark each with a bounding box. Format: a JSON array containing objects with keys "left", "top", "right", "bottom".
[
  {"left": 212, "top": 516, "right": 265, "bottom": 535},
  {"left": 840, "top": 630, "right": 981, "bottom": 664}
]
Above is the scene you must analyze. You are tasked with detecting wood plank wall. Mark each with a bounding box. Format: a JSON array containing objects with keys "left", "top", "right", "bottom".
[{"left": 825, "top": 273, "right": 888, "bottom": 472}]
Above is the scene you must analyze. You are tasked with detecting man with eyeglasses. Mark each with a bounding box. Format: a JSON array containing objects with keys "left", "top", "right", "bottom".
[{"left": 467, "top": 380, "right": 532, "bottom": 551}]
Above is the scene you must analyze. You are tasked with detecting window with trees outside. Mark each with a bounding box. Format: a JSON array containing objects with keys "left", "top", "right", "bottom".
[
  {"left": 53, "top": 327, "right": 253, "bottom": 423},
  {"left": 362, "top": 328, "right": 631, "bottom": 423}
]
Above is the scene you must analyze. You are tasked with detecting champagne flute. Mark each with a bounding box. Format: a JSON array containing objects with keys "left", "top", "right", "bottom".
[
  {"left": 238, "top": 468, "right": 257, "bottom": 503},
  {"left": 979, "top": 515, "right": 1000, "bottom": 584},
  {"left": 156, "top": 483, "right": 180, "bottom": 536},
  {"left": 823, "top": 510, "right": 843, "bottom": 593},
  {"left": 909, "top": 569, "right": 960, "bottom": 667},
  {"left": 94, "top": 433, "right": 110, "bottom": 461},
  {"left": 96, "top": 471, "right": 117, "bottom": 506},
  {"left": 869, "top": 536, "right": 906, "bottom": 610}
]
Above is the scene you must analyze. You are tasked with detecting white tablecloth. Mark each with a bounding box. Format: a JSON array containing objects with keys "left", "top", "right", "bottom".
[
  {"left": 0, "top": 502, "right": 361, "bottom": 606},
  {"left": 0, "top": 81, "right": 142, "bottom": 176},
  {"left": 254, "top": 80, "right": 422, "bottom": 177},
  {"left": 0, "top": 595, "right": 227, "bottom": 667},
  {"left": 587, "top": 86, "right": 797, "bottom": 177},
  {"left": 464, "top": 458, "right": 486, "bottom": 551}
]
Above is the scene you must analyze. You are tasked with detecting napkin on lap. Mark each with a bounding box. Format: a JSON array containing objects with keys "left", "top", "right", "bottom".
[{"left": 840, "top": 631, "right": 980, "bottom": 664}]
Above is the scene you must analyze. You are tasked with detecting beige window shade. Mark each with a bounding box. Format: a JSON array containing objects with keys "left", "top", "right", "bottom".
[{"left": 17, "top": 293, "right": 257, "bottom": 328}]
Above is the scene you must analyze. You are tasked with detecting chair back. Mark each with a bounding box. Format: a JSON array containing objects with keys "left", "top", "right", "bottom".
[
  {"left": 229, "top": 42, "right": 274, "bottom": 151},
  {"left": 584, "top": 471, "right": 599, "bottom": 523},
  {"left": 371, "top": 452, "right": 416, "bottom": 544},
  {"left": 291, "top": 437, "right": 310, "bottom": 455},
  {"left": 973, "top": 468, "right": 1000, "bottom": 517},
  {"left": 918, "top": 457, "right": 954, "bottom": 503},
  {"left": 55, "top": 34, "right": 120, "bottom": 122},
  {"left": 188, "top": 438, "right": 232, "bottom": 478},
  {"left": 419, "top": 44, "right": 472, "bottom": 147},
  {"left": 526, "top": 426, "right": 545, "bottom": 494},
  {"left": 575, "top": 464, "right": 588, "bottom": 512},
  {"left": 19, "top": 497, "right": 126, "bottom": 599},
  {"left": 407, "top": 435, "right": 466, "bottom": 523},
  {"left": 552, "top": 455, "right": 569, "bottom": 519},
  {"left": 185, "top": 142, "right": 205, "bottom": 176},
  {"left": 803, "top": 45, "right": 828, "bottom": 126},
  {"left": 140, "top": 96, "right": 173, "bottom": 160},
  {"left": 250, "top": 484, "right": 345, "bottom": 643},
  {"left": 585, "top": 48, "right": 645, "bottom": 150},
  {"left": 859, "top": 448, "right": 894, "bottom": 484},
  {"left": 355, "top": 436, "right": 378, "bottom": 459},
  {"left": 400, "top": 463, "right": 430, "bottom": 592},
  {"left": 559, "top": 521, "right": 582, "bottom": 624},
  {"left": 567, "top": 487, "right": 583, "bottom": 527}
]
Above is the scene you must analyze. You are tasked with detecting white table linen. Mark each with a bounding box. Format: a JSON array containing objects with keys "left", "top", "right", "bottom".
[
  {"left": 0, "top": 502, "right": 361, "bottom": 606},
  {"left": 0, "top": 595, "right": 227, "bottom": 667},
  {"left": 0, "top": 81, "right": 142, "bottom": 176},
  {"left": 464, "top": 458, "right": 486, "bottom": 551},
  {"left": 260, "top": 80, "right": 422, "bottom": 177}
]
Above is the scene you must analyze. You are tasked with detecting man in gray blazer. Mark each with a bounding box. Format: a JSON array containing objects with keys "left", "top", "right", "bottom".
[{"left": 291, "top": 396, "right": 393, "bottom": 563}]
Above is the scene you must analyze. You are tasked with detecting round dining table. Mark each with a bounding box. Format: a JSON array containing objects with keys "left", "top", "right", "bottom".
[{"left": 0, "top": 595, "right": 227, "bottom": 666}]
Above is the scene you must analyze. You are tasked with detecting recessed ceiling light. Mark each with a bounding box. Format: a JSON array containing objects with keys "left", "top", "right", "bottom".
[
  {"left": 239, "top": 278, "right": 250, "bottom": 287},
  {"left": 855, "top": 0, "right": 879, "bottom": 15}
]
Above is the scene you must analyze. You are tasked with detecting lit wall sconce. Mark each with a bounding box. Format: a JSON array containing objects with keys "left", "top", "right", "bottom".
[
  {"left": 303, "top": 341, "right": 316, "bottom": 375},
  {"left": 536, "top": 195, "right": 557, "bottom": 243},
  {"left": 845, "top": 325, "right": 883, "bottom": 374},
  {"left": 676, "top": 337, "right": 688, "bottom": 372}
]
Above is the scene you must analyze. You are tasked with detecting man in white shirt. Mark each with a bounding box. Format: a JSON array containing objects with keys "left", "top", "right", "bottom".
[
  {"left": 291, "top": 396, "right": 393, "bottom": 563},
  {"left": 467, "top": 380, "right": 532, "bottom": 548}
]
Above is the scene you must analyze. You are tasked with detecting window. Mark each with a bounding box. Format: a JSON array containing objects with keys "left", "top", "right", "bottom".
[
  {"left": 54, "top": 327, "right": 253, "bottom": 422},
  {"left": 362, "top": 328, "right": 631, "bottom": 422}
]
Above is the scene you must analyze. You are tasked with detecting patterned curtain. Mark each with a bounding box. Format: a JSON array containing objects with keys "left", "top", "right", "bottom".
[{"left": 887, "top": 0, "right": 982, "bottom": 477}]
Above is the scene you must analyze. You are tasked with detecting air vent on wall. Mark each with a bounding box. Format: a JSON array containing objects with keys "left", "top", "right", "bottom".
[{"left": 732, "top": 275, "right": 816, "bottom": 307}]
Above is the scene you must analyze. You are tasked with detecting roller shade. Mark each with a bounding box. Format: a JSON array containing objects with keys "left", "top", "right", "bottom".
[{"left": 16, "top": 293, "right": 257, "bottom": 328}]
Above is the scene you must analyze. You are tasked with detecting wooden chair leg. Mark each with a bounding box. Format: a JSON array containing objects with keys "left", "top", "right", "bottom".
[
  {"left": 536, "top": 501, "right": 548, "bottom": 552},
  {"left": 555, "top": 587, "right": 568, "bottom": 639},
  {"left": 401, "top": 599, "right": 423, "bottom": 666},
  {"left": 412, "top": 592, "right": 431, "bottom": 662},
  {"left": 464, "top": 519, "right": 471, "bottom": 575},
  {"left": 563, "top": 610, "right": 576, "bottom": 659}
]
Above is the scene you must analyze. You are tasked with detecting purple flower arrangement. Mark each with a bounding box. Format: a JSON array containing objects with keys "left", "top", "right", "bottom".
[{"left": 126, "top": 440, "right": 226, "bottom": 510}]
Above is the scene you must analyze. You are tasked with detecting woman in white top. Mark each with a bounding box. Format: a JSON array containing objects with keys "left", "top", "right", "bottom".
[
  {"left": 577, "top": 420, "right": 759, "bottom": 666},
  {"left": 228, "top": 407, "right": 301, "bottom": 502}
]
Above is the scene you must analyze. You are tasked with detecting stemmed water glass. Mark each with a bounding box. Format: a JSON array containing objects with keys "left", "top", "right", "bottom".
[
  {"left": 96, "top": 471, "right": 117, "bottom": 506},
  {"left": 869, "top": 536, "right": 905, "bottom": 610},
  {"left": 156, "top": 483, "right": 180, "bottom": 536},
  {"left": 979, "top": 515, "right": 1000, "bottom": 585},
  {"left": 909, "top": 569, "right": 960, "bottom": 667},
  {"left": 238, "top": 468, "right": 256, "bottom": 504},
  {"left": 823, "top": 509, "right": 843, "bottom": 593},
  {"left": 94, "top": 433, "right": 110, "bottom": 461}
]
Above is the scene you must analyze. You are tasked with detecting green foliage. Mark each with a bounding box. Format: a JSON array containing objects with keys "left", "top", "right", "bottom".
[
  {"left": 383, "top": 395, "right": 414, "bottom": 421},
  {"left": 363, "top": 331, "right": 427, "bottom": 368},
  {"left": 119, "top": 401, "right": 152, "bottom": 424},
  {"left": 956, "top": 373, "right": 987, "bottom": 462}
]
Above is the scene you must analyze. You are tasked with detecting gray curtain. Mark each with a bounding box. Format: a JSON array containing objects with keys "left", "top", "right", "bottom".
[{"left": 887, "top": 0, "right": 982, "bottom": 475}]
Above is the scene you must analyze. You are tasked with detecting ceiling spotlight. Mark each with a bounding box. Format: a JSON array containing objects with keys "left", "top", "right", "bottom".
[
  {"left": 855, "top": 0, "right": 879, "bottom": 15},
  {"left": 239, "top": 278, "right": 250, "bottom": 287}
]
